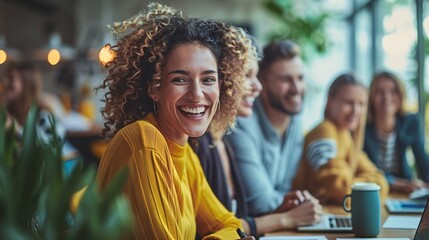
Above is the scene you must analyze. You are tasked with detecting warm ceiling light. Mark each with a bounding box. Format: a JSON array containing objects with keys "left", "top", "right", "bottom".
[
  {"left": 47, "top": 49, "right": 61, "bottom": 65},
  {"left": 33, "top": 32, "right": 75, "bottom": 62},
  {"left": 0, "top": 49, "right": 6, "bottom": 64},
  {"left": 99, "top": 44, "right": 115, "bottom": 66}
]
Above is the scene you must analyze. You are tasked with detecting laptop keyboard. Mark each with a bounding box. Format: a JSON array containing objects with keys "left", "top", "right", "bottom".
[{"left": 329, "top": 216, "right": 352, "bottom": 228}]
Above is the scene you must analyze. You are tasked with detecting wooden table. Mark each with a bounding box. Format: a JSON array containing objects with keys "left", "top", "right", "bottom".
[{"left": 264, "top": 194, "right": 419, "bottom": 239}]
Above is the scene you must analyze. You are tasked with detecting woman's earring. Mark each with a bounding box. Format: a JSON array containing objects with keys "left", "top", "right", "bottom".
[
  {"left": 217, "top": 100, "right": 221, "bottom": 112},
  {"left": 153, "top": 101, "right": 158, "bottom": 116}
]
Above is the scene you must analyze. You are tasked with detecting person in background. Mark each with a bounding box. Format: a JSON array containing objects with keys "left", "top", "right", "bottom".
[
  {"left": 4, "top": 62, "right": 45, "bottom": 128},
  {"left": 41, "top": 62, "right": 96, "bottom": 133},
  {"left": 3, "top": 61, "right": 80, "bottom": 175},
  {"left": 364, "top": 71, "right": 429, "bottom": 193},
  {"left": 192, "top": 36, "right": 322, "bottom": 237},
  {"left": 226, "top": 39, "right": 320, "bottom": 217},
  {"left": 95, "top": 3, "right": 255, "bottom": 239},
  {"left": 293, "top": 73, "right": 389, "bottom": 204}
]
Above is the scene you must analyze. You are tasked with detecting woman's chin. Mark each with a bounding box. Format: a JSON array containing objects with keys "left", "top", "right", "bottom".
[
  {"left": 186, "top": 128, "right": 209, "bottom": 138},
  {"left": 237, "top": 107, "right": 253, "bottom": 117}
]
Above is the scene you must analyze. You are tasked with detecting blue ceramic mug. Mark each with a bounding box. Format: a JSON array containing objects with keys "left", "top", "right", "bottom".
[{"left": 342, "top": 183, "right": 381, "bottom": 237}]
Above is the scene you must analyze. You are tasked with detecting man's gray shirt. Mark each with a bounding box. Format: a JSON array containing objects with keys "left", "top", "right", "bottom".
[{"left": 226, "top": 97, "right": 304, "bottom": 216}]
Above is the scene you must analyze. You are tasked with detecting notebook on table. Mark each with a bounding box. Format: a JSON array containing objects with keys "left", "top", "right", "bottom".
[
  {"left": 385, "top": 198, "right": 426, "bottom": 214},
  {"left": 297, "top": 214, "right": 352, "bottom": 232}
]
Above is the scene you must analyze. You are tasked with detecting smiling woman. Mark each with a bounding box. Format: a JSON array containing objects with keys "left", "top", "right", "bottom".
[
  {"left": 293, "top": 73, "right": 389, "bottom": 205},
  {"left": 95, "top": 3, "right": 256, "bottom": 240},
  {"left": 364, "top": 71, "right": 429, "bottom": 193},
  {"left": 153, "top": 43, "right": 220, "bottom": 145}
]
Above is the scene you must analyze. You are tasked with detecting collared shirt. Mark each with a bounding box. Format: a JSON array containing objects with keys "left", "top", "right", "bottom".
[
  {"left": 226, "top": 97, "right": 304, "bottom": 216},
  {"left": 364, "top": 113, "right": 429, "bottom": 183}
]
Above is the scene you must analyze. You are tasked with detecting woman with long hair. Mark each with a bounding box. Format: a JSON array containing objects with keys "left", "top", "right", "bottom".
[
  {"left": 293, "top": 73, "right": 389, "bottom": 204},
  {"left": 364, "top": 71, "right": 429, "bottom": 193},
  {"left": 96, "top": 3, "right": 255, "bottom": 239}
]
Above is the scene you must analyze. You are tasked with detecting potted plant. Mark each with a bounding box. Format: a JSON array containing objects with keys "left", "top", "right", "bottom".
[{"left": 0, "top": 105, "right": 133, "bottom": 240}]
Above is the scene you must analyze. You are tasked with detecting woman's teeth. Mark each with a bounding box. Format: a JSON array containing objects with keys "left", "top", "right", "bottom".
[{"left": 179, "top": 106, "right": 206, "bottom": 115}]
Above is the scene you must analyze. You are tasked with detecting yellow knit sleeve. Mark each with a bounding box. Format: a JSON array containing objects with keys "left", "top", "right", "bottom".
[
  {"left": 354, "top": 151, "right": 389, "bottom": 201},
  {"left": 317, "top": 162, "right": 354, "bottom": 204},
  {"left": 304, "top": 121, "right": 355, "bottom": 204},
  {"left": 297, "top": 120, "right": 389, "bottom": 204},
  {"left": 187, "top": 149, "right": 243, "bottom": 239},
  {"left": 96, "top": 125, "right": 185, "bottom": 240}
]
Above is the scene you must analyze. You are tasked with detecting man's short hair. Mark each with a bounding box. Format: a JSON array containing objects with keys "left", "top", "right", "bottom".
[{"left": 259, "top": 40, "right": 301, "bottom": 74}]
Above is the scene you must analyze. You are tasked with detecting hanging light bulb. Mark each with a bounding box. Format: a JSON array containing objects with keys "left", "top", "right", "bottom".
[
  {"left": 47, "top": 48, "right": 61, "bottom": 65},
  {"left": 33, "top": 31, "right": 75, "bottom": 63},
  {"left": 0, "top": 37, "right": 6, "bottom": 64},
  {"left": 98, "top": 0, "right": 115, "bottom": 66},
  {"left": 99, "top": 43, "right": 115, "bottom": 66},
  {"left": 0, "top": 35, "right": 19, "bottom": 64},
  {"left": 47, "top": 33, "right": 61, "bottom": 65},
  {"left": 0, "top": 49, "right": 6, "bottom": 64},
  {"left": 0, "top": 1, "right": 8, "bottom": 64}
]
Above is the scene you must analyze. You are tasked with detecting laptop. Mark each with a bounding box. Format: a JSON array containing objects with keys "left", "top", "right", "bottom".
[
  {"left": 385, "top": 198, "right": 426, "bottom": 214},
  {"left": 297, "top": 214, "right": 352, "bottom": 232},
  {"left": 413, "top": 198, "right": 429, "bottom": 240}
]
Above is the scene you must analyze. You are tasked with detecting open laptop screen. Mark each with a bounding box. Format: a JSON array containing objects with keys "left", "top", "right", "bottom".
[{"left": 414, "top": 199, "right": 429, "bottom": 240}]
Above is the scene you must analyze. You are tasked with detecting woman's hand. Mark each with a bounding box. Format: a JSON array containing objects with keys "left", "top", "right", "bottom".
[
  {"left": 391, "top": 178, "right": 424, "bottom": 194},
  {"left": 286, "top": 190, "right": 323, "bottom": 227},
  {"left": 281, "top": 197, "right": 323, "bottom": 228},
  {"left": 276, "top": 190, "right": 320, "bottom": 212}
]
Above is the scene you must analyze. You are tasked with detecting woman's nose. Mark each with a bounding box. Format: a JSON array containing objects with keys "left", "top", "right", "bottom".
[
  {"left": 189, "top": 82, "right": 204, "bottom": 101},
  {"left": 251, "top": 77, "right": 262, "bottom": 94}
]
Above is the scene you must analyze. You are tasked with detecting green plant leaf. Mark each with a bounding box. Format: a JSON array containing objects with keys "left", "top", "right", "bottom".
[
  {"left": 0, "top": 104, "right": 133, "bottom": 239},
  {"left": 263, "top": 0, "right": 331, "bottom": 60}
]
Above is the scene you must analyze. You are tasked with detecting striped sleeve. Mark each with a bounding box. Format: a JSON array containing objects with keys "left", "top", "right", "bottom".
[{"left": 306, "top": 138, "right": 337, "bottom": 170}]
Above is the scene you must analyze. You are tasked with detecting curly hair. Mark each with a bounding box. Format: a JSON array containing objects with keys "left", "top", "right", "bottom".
[{"left": 97, "top": 3, "right": 255, "bottom": 140}]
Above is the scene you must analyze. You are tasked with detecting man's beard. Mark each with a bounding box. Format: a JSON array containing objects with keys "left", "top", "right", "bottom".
[{"left": 268, "top": 93, "right": 303, "bottom": 116}]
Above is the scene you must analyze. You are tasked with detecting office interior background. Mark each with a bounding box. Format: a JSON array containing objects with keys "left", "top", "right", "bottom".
[{"left": 0, "top": 0, "right": 428, "bottom": 136}]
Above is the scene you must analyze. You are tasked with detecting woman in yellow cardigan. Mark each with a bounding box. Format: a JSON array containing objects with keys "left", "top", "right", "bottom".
[
  {"left": 95, "top": 3, "right": 255, "bottom": 239},
  {"left": 293, "top": 73, "right": 389, "bottom": 204}
]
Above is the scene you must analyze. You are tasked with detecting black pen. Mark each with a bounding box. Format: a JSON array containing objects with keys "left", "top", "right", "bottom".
[{"left": 236, "top": 228, "right": 247, "bottom": 238}]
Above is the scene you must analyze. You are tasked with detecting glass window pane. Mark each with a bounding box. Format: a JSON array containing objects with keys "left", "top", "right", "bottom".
[
  {"left": 355, "top": 8, "right": 372, "bottom": 84},
  {"left": 381, "top": 0, "right": 418, "bottom": 112}
]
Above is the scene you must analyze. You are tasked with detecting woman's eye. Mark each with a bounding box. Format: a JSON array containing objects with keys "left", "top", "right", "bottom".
[
  {"left": 203, "top": 77, "right": 217, "bottom": 84},
  {"left": 171, "top": 77, "right": 187, "bottom": 83}
]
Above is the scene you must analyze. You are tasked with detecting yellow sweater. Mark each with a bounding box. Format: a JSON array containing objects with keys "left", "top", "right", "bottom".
[
  {"left": 293, "top": 120, "right": 389, "bottom": 204},
  {"left": 96, "top": 114, "right": 242, "bottom": 239}
]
